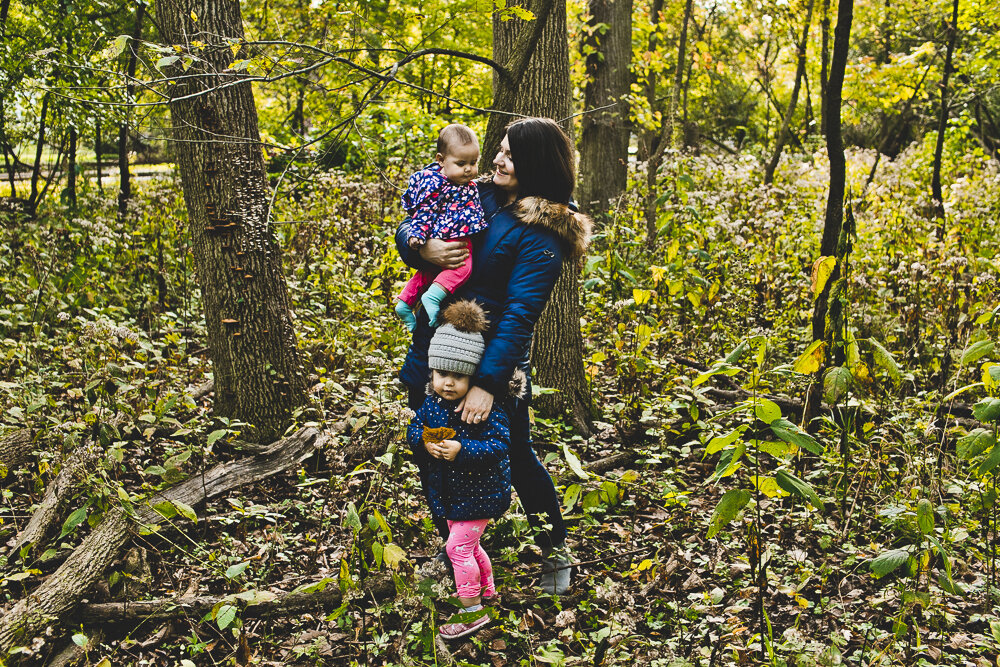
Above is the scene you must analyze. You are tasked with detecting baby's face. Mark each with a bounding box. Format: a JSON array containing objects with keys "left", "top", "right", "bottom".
[
  {"left": 432, "top": 369, "right": 471, "bottom": 402},
  {"left": 436, "top": 142, "right": 480, "bottom": 185}
]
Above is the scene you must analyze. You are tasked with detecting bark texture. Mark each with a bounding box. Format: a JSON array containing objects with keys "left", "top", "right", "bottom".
[
  {"left": 490, "top": 0, "right": 593, "bottom": 434},
  {"left": 74, "top": 573, "right": 394, "bottom": 625},
  {"left": 931, "top": 0, "right": 960, "bottom": 224},
  {"left": 8, "top": 442, "right": 97, "bottom": 557},
  {"left": 0, "top": 429, "right": 33, "bottom": 482},
  {"left": 0, "top": 427, "right": 325, "bottom": 654},
  {"left": 578, "top": 0, "right": 632, "bottom": 216},
  {"left": 158, "top": 0, "right": 308, "bottom": 441}
]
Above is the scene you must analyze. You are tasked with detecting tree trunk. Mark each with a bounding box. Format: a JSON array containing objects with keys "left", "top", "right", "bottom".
[
  {"left": 931, "top": 0, "right": 960, "bottom": 227},
  {"left": 669, "top": 0, "right": 694, "bottom": 149},
  {"left": 95, "top": 120, "right": 103, "bottom": 192},
  {"left": 479, "top": 0, "right": 557, "bottom": 166},
  {"left": 27, "top": 93, "right": 50, "bottom": 217},
  {"left": 577, "top": 0, "right": 632, "bottom": 216},
  {"left": 490, "top": 1, "right": 593, "bottom": 435},
  {"left": 118, "top": 1, "right": 144, "bottom": 225},
  {"left": 807, "top": 0, "right": 854, "bottom": 427},
  {"left": 67, "top": 127, "right": 77, "bottom": 209},
  {"left": 819, "top": 0, "right": 831, "bottom": 136},
  {"left": 157, "top": 0, "right": 309, "bottom": 441},
  {"left": 764, "top": 0, "right": 816, "bottom": 184}
]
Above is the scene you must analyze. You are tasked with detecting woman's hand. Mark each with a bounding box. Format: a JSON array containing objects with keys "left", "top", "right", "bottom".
[
  {"left": 457, "top": 386, "right": 494, "bottom": 425},
  {"left": 420, "top": 238, "right": 469, "bottom": 269}
]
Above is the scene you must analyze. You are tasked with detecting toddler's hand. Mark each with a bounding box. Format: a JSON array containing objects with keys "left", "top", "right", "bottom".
[{"left": 437, "top": 439, "right": 461, "bottom": 461}]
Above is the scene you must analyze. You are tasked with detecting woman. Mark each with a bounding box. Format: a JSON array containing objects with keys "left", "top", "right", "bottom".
[{"left": 396, "top": 117, "right": 591, "bottom": 595}]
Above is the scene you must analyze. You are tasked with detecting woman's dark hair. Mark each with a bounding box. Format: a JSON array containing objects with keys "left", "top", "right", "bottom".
[{"left": 505, "top": 117, "right": 575, "bottom": 204}]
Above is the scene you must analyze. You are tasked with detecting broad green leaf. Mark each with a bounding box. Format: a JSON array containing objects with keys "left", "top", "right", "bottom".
[
  {"left": 292, "top": 577, "right": 334, "bottom": 595},
  {"left": 173, "top": 500, "right": 197, "bottom": 522},
  {"left": 704, "top": 427, "right": 745, "bottom": 457},
  {"left": 706, "top": 489, "right": 752, "bottom": 539},
  {"left": 870, "top": 548, "right": 910, "bottom": 578},
  {"left": 710, "top": 442, "right": 745, "bottom": 482},
  {"left": 225, "top": 561, "right": 249, "bottom": 580},
  {"left": 775, "top": 470, "right": 824, "bottom": 510},
  {"left": 961, "top": 340, "right": 995, "bottom": 366},
  {"left": 339, "top": 558, "right": 353, "bottom": 591},
  {"left": 977, "top": 443, "right": 1000, "bottom": 476},
  {"left": 156, "top": 55, "right": 180, "bottom": 69},
  {"left": 869, "top": 338, "right": 902, "bottom": 384},
  {"left": 793, "top": 340, "right": 825, "bottom": 374},
  {"left": 152, "top": 501, "right": 176, "bottom": 519},
  {"left": 811, "top": 256, "right": 837, "bottom": 297},
  {"left": 752, "top": 475, "right": 785, "bottom": 498},
  {"left": 633, "top": 288, "right": 651, "bottom": 305},
  {"left": 110, "top": 34, "right": 130, "bottom": 58},
  {"left": 942, "top": 382, "right": 985, "bottom": 402},
  {"left": 234, "top": 590, "right": 276, "bottom": 604},
  {"left": 383, "top": 543, "right": 406, "bottom": 569},
  {"left": 373, "top": 509, "right": 392, "bottom": 540},
  {"left": 985, "top": 364, "right": 1000, "bottom": 391},
  {"left": 582, "top": 490, "right": 602, "bottom": 509},
  {"left": 344, "top": 502, "right": 361, "bottom": 532},
  {"left": 973, "top": 398, "right": 1000, "bottom": 423},
  {"left": 823, "top": 366, "right": 852, "bottom": 404},
  {"left": 724, "top": 340, "right": 748, "bottom": 365},
  {"left": 754, "top": 398, "right": 782, "bottom": 424},
  {"left": 957, "top": 429, "right": 996, "bottom": 459},
  {"left": 215, "top": 604, "right": 237, "bottom": 630},
  {"left": 770, "top": 419, "right": 824, "bottom": 455},
  {"left": 757, "top": 440, "right": 793, "bottom": 459},
  {"left": 71, "top": 633, "right": 88, "bottom": 647},
  {"left": 60, "top": 507, "right": 88, "bottom": 538},
  {"left": 563, "top": 483, "right": 582, "bottom": 511},
  {"left": 562, "top": 444, "right": 589, "bottom": 480},
  {"left": 991, "top": 620, "right": 1000, "bottom": 645},
  {"left": 207, "top": 429, "right": 228, "bottom": 446},
  {"left": 916, "top": 499, "right": 934, "bottom": 535},
  {"left": 693, "top": 364, "right": 740, "bottom": 386}
]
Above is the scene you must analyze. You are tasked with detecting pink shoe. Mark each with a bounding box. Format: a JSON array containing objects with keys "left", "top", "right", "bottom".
[{"left": 439, "top": 610, "right": 490, "bottom": 639}]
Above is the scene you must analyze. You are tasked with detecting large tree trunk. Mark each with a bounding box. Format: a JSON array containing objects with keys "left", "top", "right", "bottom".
[
  {"left": 479, "top": 0, "right": 557, "bottom": 164},
  {"left": 819, "top": 0, "right": 831, "bottom": 136},
  {"left": 491, "top": 0, "right": 593, "bottom": 435},
  {"left": 118, "top": 1, "right": 144, "bottom": 225},
  {"left": 577, "top": 0, "right": 632, "bottom": 216},
  {"left": 669, "top": 0, "right": 694, "bottom": 150},
  {"left": 931, "top": 0, "right": 960, "bottom": 227},
  {"left": 764, "top": 0, "right": 816, "bottom": 184},
  {"left": 157, "top": 0, "right": 309, "bottom": 441},
  {"left": 28, "top": 93, "right": 50, "bottom": 216}
]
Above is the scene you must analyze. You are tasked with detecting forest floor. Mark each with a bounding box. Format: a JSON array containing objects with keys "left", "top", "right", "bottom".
[{"left": 2, "top": 144, "right": 1000, "bottom": 666}]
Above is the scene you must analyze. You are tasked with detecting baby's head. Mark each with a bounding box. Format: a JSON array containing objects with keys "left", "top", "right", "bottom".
[
  {"left": 427, "top": 300, "right": 489, "bottom": 401},
  {"left": 435, "top": 124, "right": 480, "bottom": 186}
]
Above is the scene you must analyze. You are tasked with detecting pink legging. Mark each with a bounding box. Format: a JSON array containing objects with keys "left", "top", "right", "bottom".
[
  {"left": 446, "top": 519, "right": 495, "bottom": 599},
  {"left": 396, "top": 239, "right": 474, "bottom": 306}
]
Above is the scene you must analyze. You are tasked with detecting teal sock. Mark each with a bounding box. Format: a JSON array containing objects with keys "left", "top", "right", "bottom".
[
  {"left": 421, "top": 283, "right": 450, "bottom": 327},
  {"left": 395, "top": 299, "right": 417, "bottom": 332}
]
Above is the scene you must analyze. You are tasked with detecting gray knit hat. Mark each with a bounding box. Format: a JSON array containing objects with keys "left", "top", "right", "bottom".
[{"left": 427, "top": 301, "right": 489, "bottom": 376}]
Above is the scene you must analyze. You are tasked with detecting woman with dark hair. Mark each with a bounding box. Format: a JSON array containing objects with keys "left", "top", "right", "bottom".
[{"left": 396, "top": 117, "right": 591, "bottom": 595}]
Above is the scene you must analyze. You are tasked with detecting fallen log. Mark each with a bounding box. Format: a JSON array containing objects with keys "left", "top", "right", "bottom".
[
  {"left": 9, "top": 442, "right": 98, "bottom": 557},
  {"left": 0, "top": 429, "right": 34, "bottom": 483},
  {"left": 73, "top": 573, "right": 395, "bottom": 625},
  {"left": 0, "top": 426, "right": 327, "bottom": 655}
]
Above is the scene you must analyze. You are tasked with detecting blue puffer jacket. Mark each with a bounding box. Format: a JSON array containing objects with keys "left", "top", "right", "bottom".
[
  {"left": 397, "top": 181, "right": 591, "bottom": 397},
  {"left": 407, "top": 394, "right": 512, "bottom": 520}
]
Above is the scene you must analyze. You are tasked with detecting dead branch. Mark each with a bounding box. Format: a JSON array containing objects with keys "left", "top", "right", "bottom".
[
  {"left": 73, "top": 573, "right": 394, "bottom": 625},
  {"left": 0, "top": 426, "right": 327, "bottom": 655},
  {"left": 8, "top": 441, "right": 98, "bottom": 558},
  {"left": 0, "top": 429, "right": 33, "bottom": 483}
]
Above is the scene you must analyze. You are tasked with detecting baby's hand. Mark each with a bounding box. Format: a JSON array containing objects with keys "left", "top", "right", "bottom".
[{"left": 407, "top": 237, "right": 425, "bottom": 249}]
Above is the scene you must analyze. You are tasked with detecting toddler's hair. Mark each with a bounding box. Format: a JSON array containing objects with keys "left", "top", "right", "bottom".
[{"left": 437, "top": 124, "right": 478, "bottom": 156}]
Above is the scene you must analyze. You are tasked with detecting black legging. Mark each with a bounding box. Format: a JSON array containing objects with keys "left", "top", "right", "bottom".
[{"left": 407, "top": 380, "right": 567, "bottom": 552}]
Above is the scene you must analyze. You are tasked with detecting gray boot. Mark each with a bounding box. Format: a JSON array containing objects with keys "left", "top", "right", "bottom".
[{"left": 539, "top": 545, "right": 573, "bottom": 595}]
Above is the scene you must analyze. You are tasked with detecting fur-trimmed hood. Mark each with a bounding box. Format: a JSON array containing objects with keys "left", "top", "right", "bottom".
[
  {"left": 426, "top": 367, "right": 529, "bottom": 401},
  {"left": 513, "top": 197, "right": 592, "bottom": 261}
]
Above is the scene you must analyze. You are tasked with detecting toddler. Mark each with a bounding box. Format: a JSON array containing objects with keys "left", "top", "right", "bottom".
[
  {"left": 395, "top": 124, "right": 487, "bottom": 330},
  {"left": 406, "top": 300, "right": 511, "bottom": 639}
]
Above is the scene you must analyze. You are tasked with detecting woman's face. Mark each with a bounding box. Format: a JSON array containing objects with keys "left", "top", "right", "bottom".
[{"left": 492, "top": 134, "right": 519, "bottom": 193}]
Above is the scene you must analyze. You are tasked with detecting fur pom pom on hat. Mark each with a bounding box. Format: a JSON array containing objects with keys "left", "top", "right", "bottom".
[{"left": 427, "top": 301, "right": 489, "bottom": 376}]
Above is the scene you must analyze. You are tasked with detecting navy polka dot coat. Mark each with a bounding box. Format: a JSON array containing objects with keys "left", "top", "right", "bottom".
[{"left": 406, "top": 395, "right": 512, "bottom": 521}]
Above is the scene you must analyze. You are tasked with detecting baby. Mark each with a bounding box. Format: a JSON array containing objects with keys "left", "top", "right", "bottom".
[{"left": 395, "top": 124, "right": 488, "bottom": 330}]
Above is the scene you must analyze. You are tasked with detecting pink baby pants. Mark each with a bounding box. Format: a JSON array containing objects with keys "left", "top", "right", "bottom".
[
  {"left": 445, "top": 519, "right": 495, "bottom": 599},
  {"left": 397, "top": 239, "right": 474, "bottom": 306}
]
